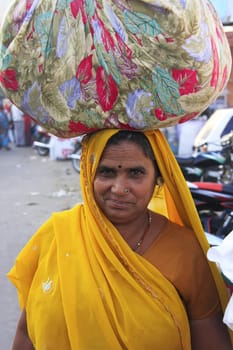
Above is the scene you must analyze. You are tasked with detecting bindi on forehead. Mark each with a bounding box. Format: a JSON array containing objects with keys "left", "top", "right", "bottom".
[{"left": 118, "top": 165, "right": 122, "bottom": 168}]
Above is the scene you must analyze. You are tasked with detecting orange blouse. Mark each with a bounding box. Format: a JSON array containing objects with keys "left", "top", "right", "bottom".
[{"left": 143, "top": 217, "right": 220, "bottom": 320}]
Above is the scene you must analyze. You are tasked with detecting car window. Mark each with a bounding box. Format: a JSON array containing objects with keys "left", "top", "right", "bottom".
[{"left": 220, "top": 116, "right": 233, "bottom": 137}]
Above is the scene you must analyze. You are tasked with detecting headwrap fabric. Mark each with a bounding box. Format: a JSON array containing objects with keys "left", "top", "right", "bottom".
[
  {"left": 8, "top": 129, "right": 232, "bottom": 348},
  {"left": 0, "top": 0, "right": 231, "bottom": 137}
]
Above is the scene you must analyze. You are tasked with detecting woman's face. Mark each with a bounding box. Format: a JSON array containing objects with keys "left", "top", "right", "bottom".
[{"left": 93, "top": 141, "right": 156, "bottom": 225}]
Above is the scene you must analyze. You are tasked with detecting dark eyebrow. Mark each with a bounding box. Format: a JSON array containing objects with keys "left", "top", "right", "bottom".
[
  {"left": 98, "top": 165, "right": 114, "bottom": 170},
  {"left": 130, "top": 165, "right": 145, "bottom": 170},
  {"left": 96, "top": 165, "right": 116, "bottom": 172},
  {"left": 128, "top": 165, "right": 146, "bottom": 171}
]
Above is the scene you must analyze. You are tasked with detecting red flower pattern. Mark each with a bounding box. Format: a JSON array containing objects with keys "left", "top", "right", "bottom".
[
  {"left": 210, "top": 36, "right": 220, "bottom": 89},
  {"left": 220, "top": 65, "right": 228, "bottom": 92},
  {"left": 172, "top": 68, "right": 198, "bottom": 95},
  {"left": 26, "top": 0, "right": 34, "bottom": 11},
  {"left": 70, "top": 0, "right": 87, "bottom": 23},
  {"left": 69, "top": 121, "right": 99, "bottom": 134},
  {"left": 154, "top": 108, "right": 167, "bottom": 121},
  {"left": 76, "top": 55, "right": 93, "bottom": 84},
  {"left": 178, "top": 112, "right": 199, "bottom": 124},
  {"left": 96, "top": 67, "right": 118, "bottom": 112},
  {"left": 115, "top": 32, "right": 132, "bottom": 60},
  {"left": 0, "top": 69, "right": 19, "bottom": 91},
  {"left": 94, "top": 13, "right": 115, "bottom": 53}
]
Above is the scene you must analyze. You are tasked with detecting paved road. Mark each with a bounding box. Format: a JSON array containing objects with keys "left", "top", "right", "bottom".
[{"left": 0, "top": 145, "right": 82, "bottom": 349}]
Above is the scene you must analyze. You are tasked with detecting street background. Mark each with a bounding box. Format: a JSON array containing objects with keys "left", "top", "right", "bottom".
[{"left": 0, "top": 146, "right": 82, "bottom": 349}]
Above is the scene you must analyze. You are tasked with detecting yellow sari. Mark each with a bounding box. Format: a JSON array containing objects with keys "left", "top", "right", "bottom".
[{"left": 8, "top": 129, "right": 232, "bottom": 349}]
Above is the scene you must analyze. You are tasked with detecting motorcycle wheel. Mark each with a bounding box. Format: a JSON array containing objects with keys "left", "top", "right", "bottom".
[
  {"left": 36, "top": 135, "right": 50, "bottom": 156},
  {"left": 37, "top": 146, "right": 49, "bottom": 156},
  {"left": 72, "top": 144, "right": 82, "bottom": 173}
]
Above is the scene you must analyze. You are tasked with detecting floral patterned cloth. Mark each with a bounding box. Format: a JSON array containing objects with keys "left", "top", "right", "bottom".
[{"left": 0, "top": 0, "right": 231, "bottom": 137}]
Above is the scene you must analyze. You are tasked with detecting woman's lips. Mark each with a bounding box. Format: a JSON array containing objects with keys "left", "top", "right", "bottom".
[{"left": 106, "top": 199, "right": 131, "bottom": 209}]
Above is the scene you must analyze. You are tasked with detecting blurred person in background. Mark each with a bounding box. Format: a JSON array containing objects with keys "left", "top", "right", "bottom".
[
  {"left": 11, "top": 104, "right": 25, "bottom": 147},
  {"left": 0, "top": 100, "right": 10, "bottom": 150},
  {"left": 3, "top": 98, "right": 14, "bottom": 143},
  {"left": 24, "top": 114, "right": 33, "bottom": 146}
]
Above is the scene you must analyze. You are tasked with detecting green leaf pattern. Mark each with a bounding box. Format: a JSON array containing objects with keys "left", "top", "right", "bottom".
[
  {"left": 124, "top": 11, "right": 162, "bottom": 36},
  {"left": 152, "top": 67, "right": 184, "bottom": 115}
]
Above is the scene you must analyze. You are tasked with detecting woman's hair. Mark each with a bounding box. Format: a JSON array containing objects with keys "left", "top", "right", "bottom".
[{"left": 106, "top": 130, "right": 161, "bottom": 175}]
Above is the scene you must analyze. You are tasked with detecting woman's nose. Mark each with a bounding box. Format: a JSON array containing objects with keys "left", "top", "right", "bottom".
[{"left": 111, "top": 178, "right": 127, "bottom": 195}]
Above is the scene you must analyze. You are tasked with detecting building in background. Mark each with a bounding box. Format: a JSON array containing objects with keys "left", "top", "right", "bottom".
[{"left": 209, "top": 0, "right": 233, "bottom": 107}]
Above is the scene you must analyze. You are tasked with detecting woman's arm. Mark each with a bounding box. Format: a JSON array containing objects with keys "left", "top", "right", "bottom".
[
  {"left": 190, "top": 311, "right": 233, "bottom": 350},
  {"left": 12, "top": 309, "right": 34, "bottom": 350}
]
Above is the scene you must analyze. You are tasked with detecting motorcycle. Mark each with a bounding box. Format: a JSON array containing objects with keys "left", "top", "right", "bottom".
[
  {"left": 33, "top": 132, "right": 82, "bottom": 162},
  {"left": 188, "top": 181, "right": 233, "bottom": 238},
  {"left": 69, "top": 136, "right": 83, "bottom": 173},
  {"left": 33, "top": 125, "right": 51, "bottom": 156},
  {"left": 176, "top": 131, "right": 233, "bottom": 184},
  {"left": 218, "top": 131, "right": 233, "bottom": 184},
  {"left": 176, "top": 151, "right": 225, "bottom": 182}
]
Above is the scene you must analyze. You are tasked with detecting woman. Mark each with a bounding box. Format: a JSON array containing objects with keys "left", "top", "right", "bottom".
[
  {"left": 9, "top": 129, "right": 233, "bottom": 349},
  {"left": 11, "top": 104, "right": 25, "bottom": 147}
]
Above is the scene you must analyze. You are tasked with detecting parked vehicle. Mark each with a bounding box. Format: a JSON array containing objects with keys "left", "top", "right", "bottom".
[
  {"left": 33, "top": 125, "right": 51, "bottom": 156},
  {"left": 177, "top": 131, "right": 233, "bottom": 184},
  {"left": 176, "top": 151, "right": 226, "bottom": 182},
  {"left": 218, "top": 131, "right": 233, "bottom": 184},
  {"left": 193, "top": 108, "right": 233, "bottom": 153},
  {"left": 69, "top": 136, "right": 83, "bottom": 173},
  {"left": 188, "top": 181, "right": 233, "bottom": 238},
  {"left": 33, "top": 133, "right": 81, "bottom": 161}
]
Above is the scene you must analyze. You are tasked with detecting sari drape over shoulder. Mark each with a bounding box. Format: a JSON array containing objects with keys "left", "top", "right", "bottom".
[{"left": 8, "top": 129, "right": 232, "bottom": 349}]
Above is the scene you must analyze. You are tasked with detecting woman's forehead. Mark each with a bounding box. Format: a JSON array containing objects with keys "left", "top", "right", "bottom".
[
  {"left": 102, "top": 141, "right": 144, "bottom": 158},
  {"left": 99, "top": 142, "right": 153, "bottom": 166}
]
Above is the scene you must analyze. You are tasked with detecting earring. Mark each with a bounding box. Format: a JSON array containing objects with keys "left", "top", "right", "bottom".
[
  {"left": 154, "top": 176, "right": 164, "bottom": 196},
  {"left": 156, "top": 176, "right": 164, "bottom": 187},
  {"left": 124, "top": 188, "right": 129, "bottom": 194}
]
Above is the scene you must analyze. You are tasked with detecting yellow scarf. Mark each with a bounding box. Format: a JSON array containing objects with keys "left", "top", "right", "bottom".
[
  {"left": 80, "top": 129, "right": 232, "bottom": 345},
  {"left": 82, "top": 128, "right": 230, "bottom": 303},
  {"left": 8, "top": 129, "right": 232, "bottom": 349}
]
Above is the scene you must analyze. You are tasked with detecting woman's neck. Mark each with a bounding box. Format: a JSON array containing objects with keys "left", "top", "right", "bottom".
[{"left": 115, "top": 211, "right": 151, "bottom": 250}]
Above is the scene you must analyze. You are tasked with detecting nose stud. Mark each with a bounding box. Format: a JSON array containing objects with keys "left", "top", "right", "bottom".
[{"left": 124, "top": 188, "right": 129, "bottom": 194}]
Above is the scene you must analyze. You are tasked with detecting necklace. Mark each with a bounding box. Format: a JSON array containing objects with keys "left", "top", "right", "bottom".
[{"left": 133, "top": 211, "right": 152, "bottom": 251}]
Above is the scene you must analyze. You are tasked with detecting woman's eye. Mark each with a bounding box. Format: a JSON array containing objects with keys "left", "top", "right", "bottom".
[
  {"left": 130, "top": 168, "right": 144, "bottom": 177},
  {"left": 97, "top": 167, "right": 115, "bottom": 177}
]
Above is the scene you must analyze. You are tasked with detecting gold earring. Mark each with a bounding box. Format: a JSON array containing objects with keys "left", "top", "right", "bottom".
[
  {"left": 156, "top": 176, "right": 164, "bottom": 187},
  {"left": 154, "top": 176, "right": 164, "bottom": 196}
]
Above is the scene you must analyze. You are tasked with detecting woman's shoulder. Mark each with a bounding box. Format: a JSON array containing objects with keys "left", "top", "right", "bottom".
[
  {"left": 145, "top": 215, "right": 220, "bottom": 319},
  {"left": 22, "top": 204, "right": 83, "bottom": 253},
  {"left": 145, "top": 214, "right": 207, "bottom": 277},
  {"left": 150, "top": 214, "right": 199, "bottom": 250}
]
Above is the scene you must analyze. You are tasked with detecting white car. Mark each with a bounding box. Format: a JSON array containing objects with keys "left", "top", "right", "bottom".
[{"left": 193, "top": 108, "right": 233, "bottom": 153}]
